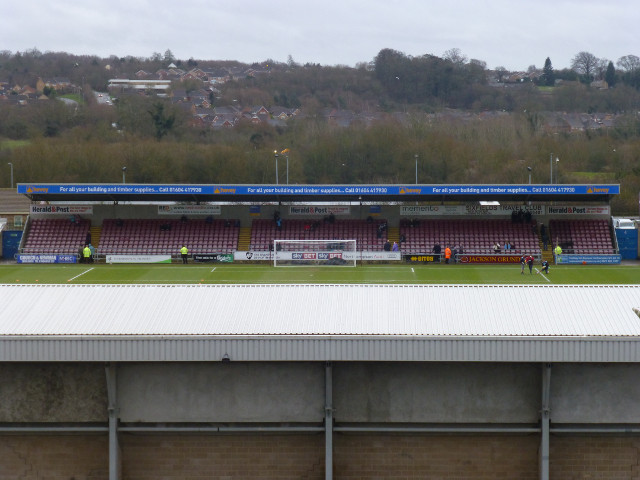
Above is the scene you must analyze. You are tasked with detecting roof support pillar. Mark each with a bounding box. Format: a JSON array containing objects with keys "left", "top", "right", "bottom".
[
  {"left": 325, "top": 361, "right": 333, "bottom": 480},
  {"left": 540, "top": 363, "right": 552, "bottom": 480},
  {"left": 106, "top": 363, "right": 121, "bottom": 480}
]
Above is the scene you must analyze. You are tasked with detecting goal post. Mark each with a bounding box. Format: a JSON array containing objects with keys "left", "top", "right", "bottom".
[{"left": 273, "top": 239, "right": 357, "bottom": 267}]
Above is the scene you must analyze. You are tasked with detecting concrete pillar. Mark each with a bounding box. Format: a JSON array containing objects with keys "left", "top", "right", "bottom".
[
  {"left": 325, "top": 362, "right": 333, "bottom": 480},
  {"left": 106, "top": 363, "right": 121, "bottom": 480},
  {"left": 540, "top": 363, "right": 551, "bottom": 480}
]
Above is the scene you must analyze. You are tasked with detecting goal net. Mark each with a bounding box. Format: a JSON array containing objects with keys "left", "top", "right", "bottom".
[{"left": 273, "top": 239, "right": 357, "bottom": 267}]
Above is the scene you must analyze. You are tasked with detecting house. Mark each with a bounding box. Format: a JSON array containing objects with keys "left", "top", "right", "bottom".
[{"left": 590, "top": 80, "right": 608, "bottom": 90}]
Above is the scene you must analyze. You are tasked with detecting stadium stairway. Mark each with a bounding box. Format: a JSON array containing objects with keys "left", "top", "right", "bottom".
[
  {"left": 539, "top": 234, "right": 554, "bottom": 263},
  {"left": 90, "top": 225, "right": 101, "bottom": 247},
  {"left": 387, "top": 227, "right": 400, "bottom": 243},
  {"left": 237, "top": 227, "right": 251, "bottom": 251}
]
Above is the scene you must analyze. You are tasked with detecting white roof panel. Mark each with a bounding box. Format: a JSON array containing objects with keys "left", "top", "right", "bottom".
[{"left": 1, "top": 284, "right": 639, "bottom": 337}]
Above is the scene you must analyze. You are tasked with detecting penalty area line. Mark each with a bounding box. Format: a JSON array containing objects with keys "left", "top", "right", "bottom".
[{"left": 68, "top": 267, "right": 94, "bottom": 282}]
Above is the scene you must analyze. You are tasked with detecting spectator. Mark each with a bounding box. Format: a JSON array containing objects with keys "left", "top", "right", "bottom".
[
  {"left": 493, "top": 242, "right": 501, "bottom": 254},
  {"left": 384, "top": 240, "right": 391, "bottom": 251},
  {"left": 444, "top": 246, "right": 452, "bottom": 264},
  {"left": 432, "top": 243, "right": 441, "bottom": 254},
  {"left": 392, "top": 241, "right": 399, "bottom": 252},
  {"left": 399, "top": 233, "right": 406, "bottom": 244}
]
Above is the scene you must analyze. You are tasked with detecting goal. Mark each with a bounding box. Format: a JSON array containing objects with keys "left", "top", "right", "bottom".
[{"left": 273, "top": 239, "right": 357, "bottom": 267}]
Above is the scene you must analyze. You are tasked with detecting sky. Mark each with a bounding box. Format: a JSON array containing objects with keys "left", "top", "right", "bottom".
[{"left": 2, "top": 0, "right": 638, "bottom": 71}]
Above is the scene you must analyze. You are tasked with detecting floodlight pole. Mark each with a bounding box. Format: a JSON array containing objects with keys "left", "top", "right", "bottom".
[
  {"left": 8, "top": 162, "right": 13, "bottom": 189},
  {"left": 274, "top": 151, "right": 279, "bottom": 185},
  {"left": 549, "top": 153, "right": 553, "bottom": 184},
  {"left": 414, "top": 154, "right": 418, "bottom": 184}
]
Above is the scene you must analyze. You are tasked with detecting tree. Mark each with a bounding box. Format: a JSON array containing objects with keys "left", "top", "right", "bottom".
[
  {"left": 617, "top": 55, "right": 640, "bottom": 72},
  {"left": 164, "top": 49, "right": 175, "bottom": 64},
  {"left": 148, "top": 102, "right": 176, "bottom": 140},
  {"left": 442, "top": 48, "right": 467, "bottom": 66},
  {"left": 571, "top": 51, "right": 599, "bottom": 83},
  {"left": 616, "top": 55, "right": 640, "bottom": 90},
  {"left": 494, "top": 66, "right": 508, "bottom": 83},
  {"left": 605, "top": 61, "right": 616, "bottom": 87},
  {"left": 541, "top": 57, "right": 555, "bottom": 86}
]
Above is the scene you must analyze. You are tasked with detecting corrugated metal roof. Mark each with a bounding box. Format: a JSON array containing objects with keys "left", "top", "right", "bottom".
[{"left": 1, "top": 284, "right": 639, "bottom": 337}]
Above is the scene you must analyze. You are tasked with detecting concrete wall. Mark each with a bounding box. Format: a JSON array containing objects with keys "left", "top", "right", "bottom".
[
  {"left": 334, "top": 362, "right": 541, "bottom": 423},
  {"left": 551, "top": 363, "right": 640, "bottom": 423},
  {"left": 0, "top": 363, "right": 106, "bottom": 422},
  {"left": 117, "top": 362, "right": 325, "bottom": 423},
  {"left": 3, "top": 362, "right": 640, "bottom": 425}
]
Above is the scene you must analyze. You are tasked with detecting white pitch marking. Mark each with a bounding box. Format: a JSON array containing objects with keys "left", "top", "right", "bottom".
[
  {"left": 535, "top": 268, "right": 551, "bottom": 283},
  {"left": 68, "top": 268, "right": 94, "bottom": 282}
]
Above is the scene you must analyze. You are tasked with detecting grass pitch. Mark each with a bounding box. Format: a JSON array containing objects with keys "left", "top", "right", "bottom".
[{"left": 1, "top": 262, "right": 638, "bottom": 285}]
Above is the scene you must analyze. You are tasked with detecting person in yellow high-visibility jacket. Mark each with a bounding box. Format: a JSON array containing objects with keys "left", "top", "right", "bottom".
[
  {"left": 82, "top": 245, "right": 92, "bottom": 264},
  {"left": 180, "top": 245, "right": 189, "bottom": 264},
  {"left": 554, "top": 244, "right": 562, "bottom": 264}
]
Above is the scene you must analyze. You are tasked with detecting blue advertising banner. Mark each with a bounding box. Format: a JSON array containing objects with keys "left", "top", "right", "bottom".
[
  {"left": 18, "top": 184, "right": 620, "bottom": 197},
  {"left": 17, "top": 254, "right": 77, "bottom": 264},
  {"left": 556, "top": 254, "right": 622, "bottom": 265}
]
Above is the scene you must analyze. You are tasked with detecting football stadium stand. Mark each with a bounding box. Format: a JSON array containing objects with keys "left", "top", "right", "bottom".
[
  {"left": 98, "top": 218, "right": 240, "bottom": 255},
  {"left": 21, "top": 217, "right": 90, "bottom": 255},
  {"left": 549, "top": 219, "right": 615, "bottom": 254},
  {"left": 399, "top": 218, "right": 541, "bottom": 255}
]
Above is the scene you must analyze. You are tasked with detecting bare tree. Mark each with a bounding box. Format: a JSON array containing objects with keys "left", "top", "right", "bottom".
[
  {"left": 595, "top": 58, "right": 610, "bottom": 80},
  {"left": 617, "top": 54, "right": 640, "bottom": 72},
  {"left": 443, "top": 48, "right": 467, "bottom": 66},
  {"left": 571, "top": 51, "right": 599, "bottom": 81}
]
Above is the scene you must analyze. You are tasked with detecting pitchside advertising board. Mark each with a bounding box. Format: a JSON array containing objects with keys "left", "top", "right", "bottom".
[
  {"left": 193, "top": 254, "right": 233, "bottom": 262},
  {"left": 233, "top": 251, "right": 402, "bottom": 261},
  {"left": 106, "top": 255, "right": 171, "bottom": 264},
  {"left": 17, "top": 254, "right": 77, "bottom": 264},
  {"left": 556, "top": 254, "right": 622, "bottom": 264}
]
